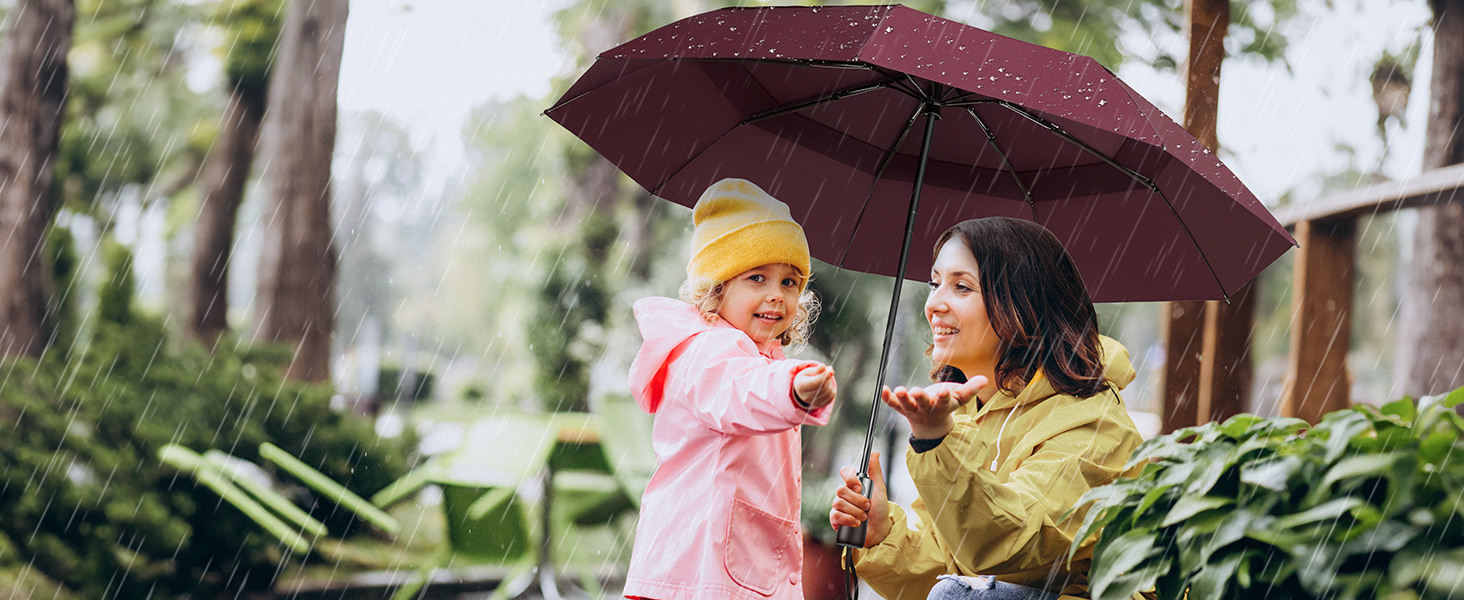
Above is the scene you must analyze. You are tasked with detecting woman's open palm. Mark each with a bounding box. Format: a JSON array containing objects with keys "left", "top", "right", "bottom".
[{"left": 881, "top": 376, "right": 987, "bottom": 440}]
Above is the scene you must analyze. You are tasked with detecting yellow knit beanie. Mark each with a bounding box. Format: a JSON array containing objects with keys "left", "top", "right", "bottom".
[{"left": 688, "top": 178, "right": 811, "bottom": 289}]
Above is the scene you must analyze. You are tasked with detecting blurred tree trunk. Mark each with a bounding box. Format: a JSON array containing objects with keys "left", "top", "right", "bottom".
[
  {"left": 251, "top": 0, "right": 347, "bottom": 382},
  {"left": 1397, "top": 0, "right": 1464, "bottom": 397},
  {"left": 0, "top": 0, "right": 74, "bottom": 359},
  {"left": 1162, "top": 0, "right": 1231, "bottom": 432},
  {"left": 187, "top": 85, "right": 266, "bottom": 348}
]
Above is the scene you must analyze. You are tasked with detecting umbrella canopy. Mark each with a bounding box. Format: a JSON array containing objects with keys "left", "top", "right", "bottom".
[{"left": 546, "top": 4, "right": 1294, "bottom": 302}]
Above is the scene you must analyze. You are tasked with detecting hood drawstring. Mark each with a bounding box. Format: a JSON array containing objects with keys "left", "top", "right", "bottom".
[{"left": 989, "top": 371, "right": 1045, "bottom": 472}]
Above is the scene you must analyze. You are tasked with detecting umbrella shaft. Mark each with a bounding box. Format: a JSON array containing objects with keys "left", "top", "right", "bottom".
[{"left": 860, "top": 108, "right": 940, "bottom": 477}]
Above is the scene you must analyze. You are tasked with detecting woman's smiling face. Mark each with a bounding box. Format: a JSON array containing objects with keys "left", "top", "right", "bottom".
[
  {"left": 717, "top": 263, "right": 803, "bottom": 350},
  {"left": 925, "top": 238, "right": 1001, "bottom": 380}
]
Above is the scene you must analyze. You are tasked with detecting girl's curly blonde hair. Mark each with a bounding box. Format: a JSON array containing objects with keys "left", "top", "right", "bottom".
[{"left": 678, "top": 275, "right": 821, "bottom": 349}]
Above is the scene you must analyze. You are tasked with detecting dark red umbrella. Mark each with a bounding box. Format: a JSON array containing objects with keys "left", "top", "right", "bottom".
[{"left": 546, "top": 3, "right": 1294, "bottom": 549}]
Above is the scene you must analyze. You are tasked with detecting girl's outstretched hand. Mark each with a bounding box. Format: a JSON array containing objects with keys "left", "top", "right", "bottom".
[
  {"left": 794, "top": 364, "right": 838, "bottom": 410},
  {"left": 830, "top": 451, "right": 889, "bottom": 548},
  {"left": 881, "top": 376, "right": 988, "bottom": 440}
]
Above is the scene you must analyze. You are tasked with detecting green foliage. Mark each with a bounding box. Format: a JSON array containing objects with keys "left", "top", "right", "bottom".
[
  {"left": 59, "top": 0, "right": 214, "bottom": 218},
  {"left": 944, "top": 0, "right": 1296, "bottom": 71},
  {"left": 530, "top": 214, "right": 616, "bottom": 413},
  {"left": 0, "top": 314, "right": 411, "bottom": 597},
  {"left": 44, "top": 224, "right": 81, "bottom": 356},
  {"left": 377, "top": 366, "right": 436, "bottom": 402},
  {"left": 1070, "top": 388, "right": 1464, "bottom": 600},
  {"left": 211, "top": 0, "right": 284, "bottom": 95},
  {"left": 97, "top": 239, "right": 136, "bottom": 326}
]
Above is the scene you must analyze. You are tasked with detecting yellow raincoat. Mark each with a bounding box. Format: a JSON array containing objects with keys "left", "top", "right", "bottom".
[{"left": 854, "top": 336, "right": 1144, "bottom": 600}]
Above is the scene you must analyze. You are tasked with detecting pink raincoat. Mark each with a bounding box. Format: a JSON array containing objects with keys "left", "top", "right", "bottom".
[{"left": 624, "top": 297, "right": 833, "bottom": 600}]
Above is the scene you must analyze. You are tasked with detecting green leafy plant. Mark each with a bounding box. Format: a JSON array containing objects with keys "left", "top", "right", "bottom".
[
  {"left": 0, "top": 316, "right": 412, "bottom": 597},
  {"left": 1069, "top": 387, "right": 1464, "bottom": 600}
]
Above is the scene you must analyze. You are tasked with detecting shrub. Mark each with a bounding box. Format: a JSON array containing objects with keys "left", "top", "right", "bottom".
[
  {"left": 1070, "top": 388, "right": 1464, "bottom": 600},
  {"left": 0, "top": 317, "right": 411, "bottom": 597}
]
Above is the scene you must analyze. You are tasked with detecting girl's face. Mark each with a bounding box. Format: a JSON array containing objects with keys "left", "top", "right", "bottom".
[
  {"left": 717, "top": 263, "right": 803, "bottom": 350},
  {"left": 926, "top": 238, "right": 1001, "bottom": 379}
]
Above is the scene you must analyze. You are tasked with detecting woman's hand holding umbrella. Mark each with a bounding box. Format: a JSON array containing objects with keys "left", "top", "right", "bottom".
[{"left": 831, "top": 452, "right": 890, "bottom": 548}]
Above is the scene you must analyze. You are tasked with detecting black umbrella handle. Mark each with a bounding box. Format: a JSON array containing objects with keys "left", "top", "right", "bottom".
[{"left": 835, "top": 474, "right": 873, "bottom": 548}]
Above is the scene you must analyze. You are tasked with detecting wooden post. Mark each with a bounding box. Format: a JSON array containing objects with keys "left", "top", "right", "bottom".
[
  {"left": 1162, "top": 0, "right": 1231, "bottom": 432},
  {"left": 1282, "top": 219, "right": 1355, "bottom": 423},
  {"left": 1200, "top": 283, "right": 1254, "bottom": 424},
  {"left": 1162, "top": 301, "right": 1206, "bottom": 433}
]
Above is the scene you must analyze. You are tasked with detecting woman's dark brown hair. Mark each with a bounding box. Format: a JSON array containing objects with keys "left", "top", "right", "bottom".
[{"left": 929, "top": 217, "right": 1108, "bottom": 398}]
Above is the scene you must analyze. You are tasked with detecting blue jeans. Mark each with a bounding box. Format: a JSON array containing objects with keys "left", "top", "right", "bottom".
[{"left": 927, "top": 575, "right": 1061, "bottom": 600}]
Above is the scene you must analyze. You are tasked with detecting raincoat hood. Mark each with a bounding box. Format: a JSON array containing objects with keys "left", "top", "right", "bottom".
[
  {"left": 628, "top": 296, "right": 783, "bottom": 414},
  {"left": 983, "top": 336, "right": 1136, "bottom": 413}
]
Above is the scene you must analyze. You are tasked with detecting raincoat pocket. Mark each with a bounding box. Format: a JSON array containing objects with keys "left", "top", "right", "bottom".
[{"left": 724, "top": 497, "right": 797, "bottom": 596}]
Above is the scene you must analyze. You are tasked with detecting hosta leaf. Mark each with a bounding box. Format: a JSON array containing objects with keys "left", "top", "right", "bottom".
[
  {"left": 1190, "top": 550, "right": 1245, "bottom": 600},
  {"left": 1419, "top": 428, "right": 1460, "bottom": 464},
  {"left": 1376, "top": 423, "right": 1415, "bottom": 452},
  {"left": 1155, "top": 559, "right": 1189, "bottom": 600},
  {"left": 1420, "top": 548, "right": 1464, "bottom": 598},
  {"left": 1246, "top": 518, "right": 1310, "bottom": 553},
  {"left": 1175, "top": 508, "right": 1230, "bottom": 544},
  {"left": 1320, "top": 453, "right": 1400, "bottom": 490},
  {"left": 1203, "top": 506, "right": 1263, "bottom": 558},
  {"left": 1163, "top": 495, "right": 1233, "bottom": 528},
  {"left": 1356, "top": 404, "right": 1410, "bottom": 429},
  {"left": 1331, "top": 572, "right": 1384, "bottom": 600},
  {"left": 1445, "top": 386, "right": 1464, "bottom": 409},
  {"left": 1336, "top": 503, "right": 1384, "bottom": 542},
  {"left": 1090, "top": 529, "right": 1157, "bottom": 599},
  {"left": 1236, "top": 548, "right": 1263, "bottom": 589},
  {"left": 1444, "top": 411, "right": 1464, "bottom": 439},
  {"left": 1318, "top": 411, "right": 1372, "bottom": 464},
  {"left": 1381, "top": 397, "right": 1418, "bottom": 423},
  {"left": 1241, "top": 455, "right": 1304, "bottom": 492},
  {"left": 1153, "top": 460, "right": 1198, "bottom": 488},
  {"left": 1390, "top": 544, "right": 1434, "bottom": 589},
  {"left": 1295, "top": 541, "right": 1348, "bottom": 595},
  {"left": 1126, "top": 433, "right": 1203, "bottom": 470},
  {"left": 1219, "top": 414, "right": 1267, "bottom": 439},
  {"left": 1186, "top": 442, "right": 1238, "bottom": 496},
  {"left": 1072, "top": 476, "right": 1151, "bottom": 512},
  {"left": 1340, "top": 519, "right": 1419, "bottom": 556},
  {"left": 1095, "top": 555, "right": 1168, "bottom": 600},
  {"left": 1382, "top": 453, "right": 1419, "bottom": 517},
  {"left": 1134, "top": 484, "right": 1178, "bottom": 526},
  {"left": 1069, "top": 503, "right": 1124, "bottom": 559},
  {"left": 1273, "top": 497, "right": 1364, "bottom": 529}
]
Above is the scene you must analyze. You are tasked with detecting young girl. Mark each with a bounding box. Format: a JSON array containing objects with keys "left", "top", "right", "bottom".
[{"left": 624, "top": 178, "right": 838, "bottom": 600}]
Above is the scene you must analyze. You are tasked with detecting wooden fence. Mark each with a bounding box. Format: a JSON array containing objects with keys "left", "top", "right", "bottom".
[{"left": 1161, "top": 163, "right": 1464, "bottom": 428}]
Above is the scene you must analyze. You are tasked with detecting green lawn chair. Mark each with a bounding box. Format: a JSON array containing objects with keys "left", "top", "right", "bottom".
[
  {"left": 374, "top": 413, "right": 557, "bottom": 600},
  {"left": 546, "top": 412, "right": 637, "bottom": 528},
  {"left": 156, "top": 443, "right": 402, "bottom": 556},
  {"left": 594, "top": 393, "right": 656, "bottom": 509}
]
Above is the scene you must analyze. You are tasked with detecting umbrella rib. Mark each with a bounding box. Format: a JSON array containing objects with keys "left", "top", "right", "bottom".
[
  {"left": 835, "top": 101, "right": 928, "bottom": 268},
  {"left": 696, "top": 57, "right": 873, "bottom": 70},
  {"left": 996, "top": 101, "right": 1232, "bottom": 301},
  {"left": 964, "top": 107, "right": 1038, "bottom": 222},
  {"left": 741, "top": 78, "right": 897, "bottom": 126},
  {"left": 653, "top": 67, "right": 893, "bottom": 200}
]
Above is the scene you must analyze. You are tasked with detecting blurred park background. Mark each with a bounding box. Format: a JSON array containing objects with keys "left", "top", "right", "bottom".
[{"left": 2, "top": 0, "right": 1462, "bottom": 597}]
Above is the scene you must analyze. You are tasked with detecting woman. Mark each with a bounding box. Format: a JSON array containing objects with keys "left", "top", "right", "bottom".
[{"left": 829, "top": 217, "right": 1144, "bottom": 600}]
